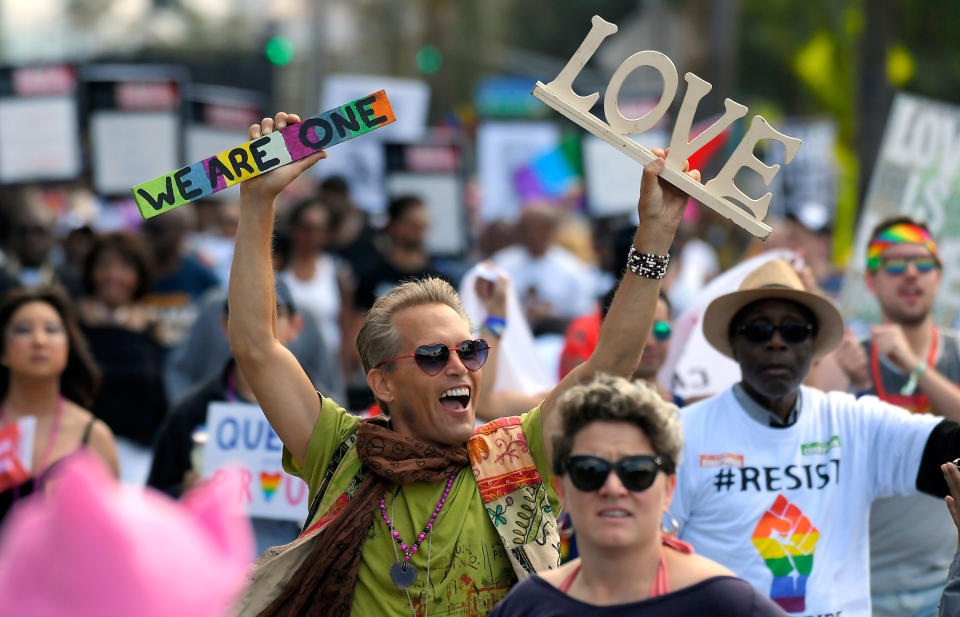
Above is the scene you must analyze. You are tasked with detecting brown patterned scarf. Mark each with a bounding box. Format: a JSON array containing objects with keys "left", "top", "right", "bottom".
[{"left": 258, "top": 417, "right": 470, "bottom": 617}]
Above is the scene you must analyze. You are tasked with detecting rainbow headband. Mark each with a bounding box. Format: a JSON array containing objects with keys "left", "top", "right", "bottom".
[{"left": 867, "top": 223, "right": 939, "bottom": 271}]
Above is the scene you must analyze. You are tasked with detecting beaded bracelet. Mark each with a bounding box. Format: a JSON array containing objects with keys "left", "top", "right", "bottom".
[{"left": 626, "top": 246, "right": 670, "bottom": 280}]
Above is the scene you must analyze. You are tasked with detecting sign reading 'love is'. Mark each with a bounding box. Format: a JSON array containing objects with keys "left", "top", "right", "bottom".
[{"left": 532, "top": 16, "right": 802, "bottom": 238}]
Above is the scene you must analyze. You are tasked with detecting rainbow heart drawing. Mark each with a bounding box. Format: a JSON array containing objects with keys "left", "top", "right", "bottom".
[{"left": 260, "top": 471, "right": 283, "bottom": 501}]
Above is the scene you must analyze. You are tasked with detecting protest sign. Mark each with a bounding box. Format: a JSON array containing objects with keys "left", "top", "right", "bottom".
[
  {"left": 477, "top": 121, "right": 561, "bottom": 222},
  {"left": 132, "top": 90, "right": 396, "bottom": 219},
  {"left": 532, "top": 15, "right": 802, "bottom": 238},
  {"left": 201, "top": 402, "right": 308, "bottom": 522},
  {"left": 838, "top": 93, "right": 960, "bottom": 330},
  {"left": 184, "top": 85, "right": 265, "bottom": 201},
  {"left": 322, "top": 75, "right": 427, "bottom": 143},
  {"left": 0, "top": 416, "right": 35, "bottom": 493},
  {"left": 81, "top": 64, "right": 187, "bottom": 197},
  {"left": 0, "top": 65, "right": 81, "bottom": 183}
]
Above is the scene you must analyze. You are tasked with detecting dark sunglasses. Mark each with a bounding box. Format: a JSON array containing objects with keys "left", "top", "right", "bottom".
[
  {"left": 877, "top": 256, "right": 939, "bottom": 275},
  {"left": 563, "top": 455, "right": 663, "bottom": 492},
  {"left": 652, "top": 321, "right": 671, "bottom": 341},
  {"left": 737, "top": 322, "right": 814, "bottom": 344},
  {"left": 376, "top": 338, "right": 490, "bottom": 376}
]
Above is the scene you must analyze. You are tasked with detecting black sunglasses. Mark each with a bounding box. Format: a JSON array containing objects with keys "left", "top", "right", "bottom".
[
  {"left": 376, "top": 338, "right": 490, "bottom": 376},
  {"left": 737, "top": 322, "right": 814, "bottom": 344},
  {"left": 563, "top": 455, "right": 663, "bottom": 492}
]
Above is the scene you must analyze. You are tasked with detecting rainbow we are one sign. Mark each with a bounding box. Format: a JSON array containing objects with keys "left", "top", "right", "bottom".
[
  {"left": 132, "top": 90, "right": 395, "bottom": 219},
  {"left": 751, "top": 495, "right": 819, "bottom": 612}
]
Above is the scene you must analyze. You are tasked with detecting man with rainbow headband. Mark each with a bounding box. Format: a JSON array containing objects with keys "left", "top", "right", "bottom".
[{"left": 832, "top": 217, "right": 960, "bottom": 617}]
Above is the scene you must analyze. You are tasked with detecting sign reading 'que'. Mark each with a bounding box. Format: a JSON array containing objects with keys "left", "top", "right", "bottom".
[{"left": 532, "top": 16, "right": 802, "bottom": 238}]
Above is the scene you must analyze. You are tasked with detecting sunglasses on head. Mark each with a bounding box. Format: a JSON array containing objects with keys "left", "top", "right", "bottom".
[
  {"left": 563, "top": 454, "right": 663, "bottom": 492},
  {"left": 652, "top": 321, "right": 671, "bottom": 341},
  {"left": 876, "top": 256, "right": 939, "bottom": 275},
  {"left": 376, "top": 338, "right": 490, "bottom": 376},
  {"left": 737, "top": 322, "right": 814, "bottom": 344}
]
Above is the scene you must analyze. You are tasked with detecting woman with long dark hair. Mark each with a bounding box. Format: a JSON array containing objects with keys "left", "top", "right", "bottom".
[
  {"left": 77, "top": 232, "right": 167, "bottom": 453},
  {"left": 0, "top": 286, "right": 118, "bottom": 522}
]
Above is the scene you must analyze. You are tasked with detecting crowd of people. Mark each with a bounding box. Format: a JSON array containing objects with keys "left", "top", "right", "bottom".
[{"left": 0, "top": 111, "right": 959, "bottom": 617}]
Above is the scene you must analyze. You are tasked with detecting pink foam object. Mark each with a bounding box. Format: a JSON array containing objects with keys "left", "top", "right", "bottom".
[{"left": 0, "top": 453, "right": 253, "bottom": 617}]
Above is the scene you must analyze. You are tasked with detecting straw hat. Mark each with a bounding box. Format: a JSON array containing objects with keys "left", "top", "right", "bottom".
[{"left": 702, "top": 259, "right": 844, "bottom": 360}]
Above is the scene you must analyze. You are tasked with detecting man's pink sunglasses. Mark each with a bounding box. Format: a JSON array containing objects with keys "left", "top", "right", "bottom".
[{"left": 375, "top": 339, "right": 490, "bottom": 375}]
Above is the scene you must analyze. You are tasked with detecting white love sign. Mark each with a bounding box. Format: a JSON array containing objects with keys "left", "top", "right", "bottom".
[{"left": 532, "top": 15, "right": 802, "bottom": 238}]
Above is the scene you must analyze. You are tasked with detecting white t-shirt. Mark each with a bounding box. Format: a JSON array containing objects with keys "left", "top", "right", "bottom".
[
  {"left": 491, "top": 245, "right": 597, "bottom": 320},
  {"left": 671, "top": 385, "right": 941, "bottom": 617},
  {"left": 280, "top": 255, "right": 341, "bottom": 354}
]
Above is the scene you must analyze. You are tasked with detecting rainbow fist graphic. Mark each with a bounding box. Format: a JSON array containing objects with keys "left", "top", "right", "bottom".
[{"left": 751, "top": 495, "right": 819, "bottom": 612}]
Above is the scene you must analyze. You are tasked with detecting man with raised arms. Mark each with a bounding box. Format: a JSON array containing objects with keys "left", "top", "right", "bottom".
[{"left": 227, "top": 112, "right": 699, "bottom": 617}]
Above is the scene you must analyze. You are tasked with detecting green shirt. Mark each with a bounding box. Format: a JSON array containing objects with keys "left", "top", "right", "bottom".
[{"left": 283, "top": 397, "right": 559, "bottom": 617}]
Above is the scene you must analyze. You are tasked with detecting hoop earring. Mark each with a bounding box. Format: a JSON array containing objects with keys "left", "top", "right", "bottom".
[{"left": 661, "top": 514, "right": 679, "bottom": 536}]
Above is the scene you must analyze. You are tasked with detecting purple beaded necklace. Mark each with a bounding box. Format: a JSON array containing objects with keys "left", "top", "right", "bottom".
[{"left": 380, "top": 473, "right": 456, "bottom": 591}]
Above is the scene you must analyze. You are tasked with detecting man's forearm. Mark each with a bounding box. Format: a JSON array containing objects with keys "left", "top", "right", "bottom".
[
  {"left": 228, "top": 192, "right": 280, "bottom": 356},
  {"left": 920, "top": 368, "right": 960, "bottom": 422},
  {"left": 589, "top": 223, "right": 673, "bottom": 378}
]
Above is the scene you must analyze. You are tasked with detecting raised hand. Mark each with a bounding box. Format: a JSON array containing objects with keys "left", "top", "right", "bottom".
[
  {"left": 474, "top": 264, "right": 509, "bottom": 319},
  {"left": 636, "top": 148, "right": 700, "bottom": 253},
  {"left": 942, "top": 462, "right": 960, "bottom": 552},
  {"left": 870, "top": 323, "right": 921, "bottom": 374},
  {"left": 240, "top": 112, "right": 327, "bottom": 202},
  {"left": 835, "top": 328, "right": 871, "bottom": 391}
]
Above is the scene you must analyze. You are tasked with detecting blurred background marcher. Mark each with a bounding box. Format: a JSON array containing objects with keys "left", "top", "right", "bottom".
[
  {"left": 148, "top": 278, "right": 303, "bottom": 555},
  {"left": 815, "top": 217, "right": 960, "bottom": 617},
  {"left": 0, "top": 287, "right": 118, "bottom": 523},
  {"left": 3, "top": 197, "right": 80, "bottom": 297},
  {"left": 492, "top": 206, "right": 597, "bottom": 336},
  {"left": 188, "top": 199, "right": 242, "bottom": 288},
  {"left": 77, "top": 231, "right": 167, "bottom": 486},
  {"left": 278, "top": 195, "right": 347, "bottom": 370},
  {"left": 141, "top": 207, "right": 220, "bottom": 349}
]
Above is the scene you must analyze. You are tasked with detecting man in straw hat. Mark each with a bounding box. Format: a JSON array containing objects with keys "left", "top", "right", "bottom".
[
  {"left": 227, "top": 112, "right": 698, "bottom": 617},
  {"left": 668, "top": 258, "right": 960, "bottom": 617}
]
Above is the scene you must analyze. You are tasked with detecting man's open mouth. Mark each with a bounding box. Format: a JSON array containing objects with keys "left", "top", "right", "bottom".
[{"left": 439, "top": 386, "right": 471, "bottom": 411}]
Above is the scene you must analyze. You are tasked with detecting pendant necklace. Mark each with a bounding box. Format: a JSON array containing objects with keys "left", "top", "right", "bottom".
[{"left": 381, "top": 474, "right": 455, "bottom": 615}]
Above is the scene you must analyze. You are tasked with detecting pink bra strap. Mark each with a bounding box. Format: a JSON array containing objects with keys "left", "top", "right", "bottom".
[
  {"left": 650, "top": 533, "right": 695, "bottom": 597},
  {"left": 649, "top": 552, "right": 670, "bottom": 597}
]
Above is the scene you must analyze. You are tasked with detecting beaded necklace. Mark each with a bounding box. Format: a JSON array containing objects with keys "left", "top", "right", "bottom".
[{"left": 380, "top": 473, "right": 456, "bottom": 615}]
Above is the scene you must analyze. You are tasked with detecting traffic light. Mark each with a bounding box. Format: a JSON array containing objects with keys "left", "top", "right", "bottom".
[
  {"left": 416, "top": 45, "right": 442, "bottom": 74},
  {"left": 265, "top": 36, "right": 295, "bottom": 65}
]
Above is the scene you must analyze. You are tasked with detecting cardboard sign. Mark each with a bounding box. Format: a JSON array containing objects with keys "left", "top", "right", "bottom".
[
  {"left": 0, "top": 416, "right": 36, "bottom": 493},
  {"left": 838, "top": 93, "right": 960, "bottom": 330},
  {"left": 201, "top": 402, "right": 308, "bottom": 522},
  {"left": 532, "top": 15, "right": 802, "bottom": 238},
  {"left": 132, "top": 90, "right": 396, "bottom": 219}
]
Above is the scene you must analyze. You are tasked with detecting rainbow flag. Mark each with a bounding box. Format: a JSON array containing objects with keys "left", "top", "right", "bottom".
[{"left": 512, "top": 135, "right": 583, "bottom": 206}]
